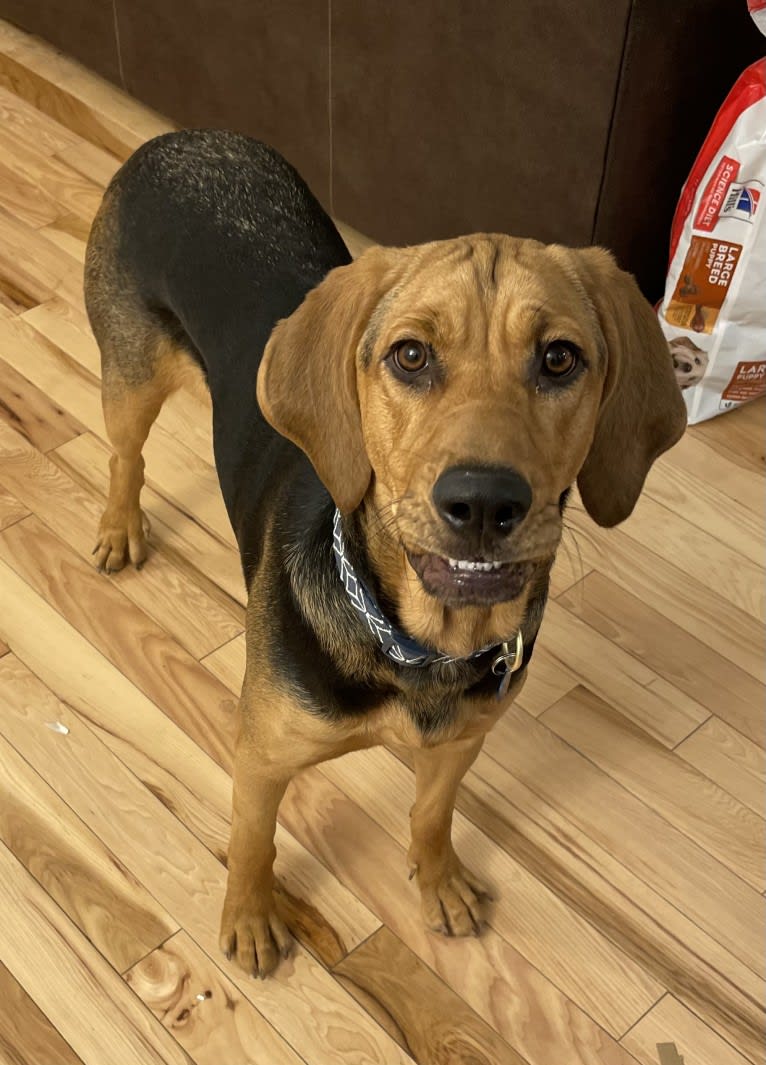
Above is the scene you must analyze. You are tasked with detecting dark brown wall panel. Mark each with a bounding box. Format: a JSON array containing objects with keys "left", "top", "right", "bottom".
[
  {"left": 115, "top": 0, "right": 330, "bottom": 204},
  {"left": 331, "top": 1, "right": 630, "bottom": 249},
  {"left": 0, "top": 0, "right": 120, "bottom": 83}
]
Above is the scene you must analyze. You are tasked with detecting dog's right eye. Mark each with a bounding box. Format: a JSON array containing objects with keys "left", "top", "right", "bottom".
[{"left": 391, "top": 340, "right": 430, "bottom": 377}]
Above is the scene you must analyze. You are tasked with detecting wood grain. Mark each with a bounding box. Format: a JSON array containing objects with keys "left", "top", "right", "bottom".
[
  {"left": 541, "top": 687, "right": 764, "bottom": 891},
  {"left": 0, "top": 355, "right": 84, "bottom": 451},
  {"left": 0, "top": 483, "right": 28, "bottom": 530},
  {"left": 558, "top": 571, "right": 764, "bottom": 745},
  {"left": 479, "top": 708, "right": 764, "bottom": 978},
  {"left": 659, "top": 429, "right": 762, "bottom": 513},
  {"left": 564, "top": 502, "right": 764, "bottom": 681},
  {"left": 516, "top": 600, "right": 708, "bottom": 747},
  {"left": 0, "top": 722, "right": 176, "bottom": 972},
  {"left": 677, "top": 716, "right": 765, "bottom": 816},
  {"left": 335, "top": 926, "right": 529, "bottom": 1065},
  {"left": 0, "top": 960, "right": 84, "bottom": 1065},
  {"left": 0, "top": 421, "right": 243, "bottom": 657},
  {"left": 691, "top": 395, "right": 765, "bottom": 474},
  {"left": 452, "top": 746, "right": 764, "bottom": 1060},
  {"left": 0, "top": 511, "right": 239, "bottom": 772},
  {"left": 0, "top": 655, "right": 407, "bottom": 1065},
  {"left": 320, "top": 748, "right": 663, "bottom": 1035},
  {"left": 0, "top": 597, "right": 380, "bottom": 971},
  {"left": 0, "top": 842, "right": 192, "bottom": 1065},
  {"left": 126, "top": 932, "right": 305, "bottom": 1065},
  {"left": 201, "top": 633, "right": 246, "bottom": 692},
  {"left": 280, "top": 768, "right": 643, "bottom": 1065},
  {"left": 52, "top": 430, "right": 245, "bottom": 607},
  {"left": 621, "top": 994, "right": 754, "bottom": 1065}
]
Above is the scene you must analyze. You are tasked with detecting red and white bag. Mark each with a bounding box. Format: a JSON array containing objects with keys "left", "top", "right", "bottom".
[{"left": 659, "top": 3, "right": 766, "bottom": 424}]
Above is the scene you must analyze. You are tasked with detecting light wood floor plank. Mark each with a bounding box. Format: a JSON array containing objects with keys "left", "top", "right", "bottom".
[
  {"left": 280, "top": 768, "right": 644, "bottom": 1065},
  {"left": 56, "top": 138, "right": 122, "bottom": 187},
  {"left": 622, "top": 994, "right": 755, "bottom": 1065},
  {"left": 53, "top": 431, "right": 245, "bottom": 607},
  {"left": 201, "top": 633, "right": 246, "bottom": 692},
  {"left": 483, "top": 708, "right": 764, "bottom": 978},
  {"left": 0, "top": 715, "right": 177, "bottom": 972},
  {"left": 320, "top": 747, "right": 663, "bottom": 1035},
  {"left": 0, "top": 483, "right": 28, "bottom": 530},
  {"left": 512, "top": 642, "right": 579, "bottom": 717},
  {"left": 0, "top": 155, "right": 60, "bottom": 227},
  {"left": 0, "top": 200, "right": 85, "bottom": 309},
  {"left": 0, "top": 422, "right": 243, "bottom": 657},
  {"left": 125, "top": 932, "right": 306, "bottom": 1065},
  {"left": 644, "top": 459, "right": 762, "bottom": 566},
  {"left": 0, "top": 960, "right": 85, "bottom": 1065},
  {"left": 335, "top": 927, "right": 531, "bottom": 1065},
  {"left": 0, "top": 82, "right": 82, "bottom": 155},
  {"left": 565, "top": 504, "right": 764, "bottom": 681},
  {"left": 541, "top": 688, "right": 763, "bottom": 891},
  {"left": 655, "top": 429, "right": 763, "bottom": 514},
  {"left": 41, "top": 211, "right": 90, "bottom": 262},
  {"left": 0, "top": 653, "right": 406, "bottom": 1065},
  {"left": 558, "top": 572, "right": 764, "bottom": 745},
  {"left": 0, "top": 578, "right": 381, "bottom": 971},
  {"left": 0, "top": 842, "right": 192, "bottom": 1065},
  {"left": 618, "top": 494, "right": 764, "bottom": 623},
  {"left": 0, "top": 511, "right": 239, "bottom": 771},
  {"left": 453, "top": 745, "right": 764, "bottom": 1059},
  {"left": 677, "top": 717, "right": 765, "bottom": 817},
  {"left": 0, "top": 355, "right": 85, "bottom": 451},
  {"left": 691, "top": 397, "right": 765, "bottom": 474},
  {"left": 530, "top": 600, "right": 708, "bottom": 746},
  {"left": 0, "top": 316, "right": 232, "bottom": 540}
]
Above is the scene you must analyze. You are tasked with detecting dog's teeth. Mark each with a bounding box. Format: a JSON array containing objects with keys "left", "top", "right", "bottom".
[{"left": 447, "top": 558, "right": 503, "bottom": 573}]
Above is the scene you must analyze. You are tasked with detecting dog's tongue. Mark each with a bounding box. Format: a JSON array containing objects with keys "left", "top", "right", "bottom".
[{"left": 408, "top": 552, "right": 535, "bottom": 605}]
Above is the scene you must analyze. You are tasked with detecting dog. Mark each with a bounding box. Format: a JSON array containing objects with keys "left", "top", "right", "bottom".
[
  {"left": 84, "top": 129, "right": 686, "bottom": 978},
  {"left": 669, "top": 335, "right": 708, "bottom": 389}
]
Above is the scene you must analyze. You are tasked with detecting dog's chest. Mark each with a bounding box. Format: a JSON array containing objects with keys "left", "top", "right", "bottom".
[{"left": 362, "top": 683, "right": 517, "bottom": 749}]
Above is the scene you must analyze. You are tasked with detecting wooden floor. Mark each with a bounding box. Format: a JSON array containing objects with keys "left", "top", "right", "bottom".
[{"left": 0, "top": 18, "right": 763, "bottom": 1065}]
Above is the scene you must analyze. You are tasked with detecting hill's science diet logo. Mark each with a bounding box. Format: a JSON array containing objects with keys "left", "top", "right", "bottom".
[
  {"left": 694, "top": 155, "right": 762, "bottom": 229},
  {"left": 721, "top": 180, "right": 761, "bottom": 223}
]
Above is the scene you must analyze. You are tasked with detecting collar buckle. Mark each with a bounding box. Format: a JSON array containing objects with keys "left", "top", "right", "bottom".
[{"left": 491, "top": 630, "right": 524, "bottom": 698}]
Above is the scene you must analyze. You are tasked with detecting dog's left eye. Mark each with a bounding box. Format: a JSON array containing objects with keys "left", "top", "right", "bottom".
[
  {"left": 392, "top": 340, "right": 430, "bottom": 375},
  {"left": 542, "top": 341, "right": 579, "bottom": 378}
]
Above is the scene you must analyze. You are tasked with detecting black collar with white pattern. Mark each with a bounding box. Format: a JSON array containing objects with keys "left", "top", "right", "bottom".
[{"left": 331, "top": 509, "right": 529, "bottom": 694}]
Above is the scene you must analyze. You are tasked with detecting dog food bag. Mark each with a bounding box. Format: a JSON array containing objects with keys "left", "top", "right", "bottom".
[{"left": 659, "top": 33, "right": 766, "bottom": 424}]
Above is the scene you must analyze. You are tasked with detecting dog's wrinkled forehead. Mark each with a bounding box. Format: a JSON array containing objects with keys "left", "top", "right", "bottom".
[{"left": 360, "top": 236, "right": 605, "bottom": 371}]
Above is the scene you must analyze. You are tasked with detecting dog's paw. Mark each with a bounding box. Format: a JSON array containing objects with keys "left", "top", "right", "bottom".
[
  {"left": 219, "top": 893, "right": 293, "bottom": 978},
  {"left": 413, "top": 854, "right": 492, "bottom": 938},
  {"left": 93, "top": 509, "right": 150, "bottom": 573}
]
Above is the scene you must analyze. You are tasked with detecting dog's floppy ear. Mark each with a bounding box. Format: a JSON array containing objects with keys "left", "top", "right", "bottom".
[
  {"left": 257, "top": 245, "right": 402, "bottom": 513},
  {"left": 554, "top": 246, "right": 686, "bottom": 527}
]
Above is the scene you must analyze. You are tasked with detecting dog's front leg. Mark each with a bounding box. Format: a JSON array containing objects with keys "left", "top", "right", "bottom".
[
  {"left": 220, "top": 731, "right": 294, "bottom": 978},
  {"left": 408, "top": 735, "right": 491, "bottom": 937}
]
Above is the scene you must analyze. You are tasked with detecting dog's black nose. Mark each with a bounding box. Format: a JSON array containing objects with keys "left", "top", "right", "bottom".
[{"left": 432, "top": 465, "right": 532, "bottom": 542}]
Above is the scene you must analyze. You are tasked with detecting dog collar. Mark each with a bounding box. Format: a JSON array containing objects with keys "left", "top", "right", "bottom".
[{"left": 332, "top": 509, "right": 524, "bottom": 689}]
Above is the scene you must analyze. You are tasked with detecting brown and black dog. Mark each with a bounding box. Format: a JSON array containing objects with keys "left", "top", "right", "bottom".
[{"left": 85, "top": 130, "right": 686, "bottom": 978}]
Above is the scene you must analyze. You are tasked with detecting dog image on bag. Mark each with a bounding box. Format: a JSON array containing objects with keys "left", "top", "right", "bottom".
[
  {"left": 669, "top": 336, "right": 709, "bottom": 389},
  {"left": 84, "top": 130, "right": 686, "bottom": 978}
]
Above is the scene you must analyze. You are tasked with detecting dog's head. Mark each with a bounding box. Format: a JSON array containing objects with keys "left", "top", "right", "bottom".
[
  {"left": 669, "top": 335, "right": 708, "bottom": 390},
  {"left": 258, "top": 236, "right": 685, "bottom": 625}
]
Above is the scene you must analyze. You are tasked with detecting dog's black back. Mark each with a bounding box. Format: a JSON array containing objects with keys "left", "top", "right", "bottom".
[{"left": 104, "top": 130, "right": 351, "bottom": 544}]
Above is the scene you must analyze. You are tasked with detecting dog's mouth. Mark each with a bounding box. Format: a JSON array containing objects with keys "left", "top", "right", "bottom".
[{"left": 406, "top": 551, "right": 537, "bottom": 605}]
